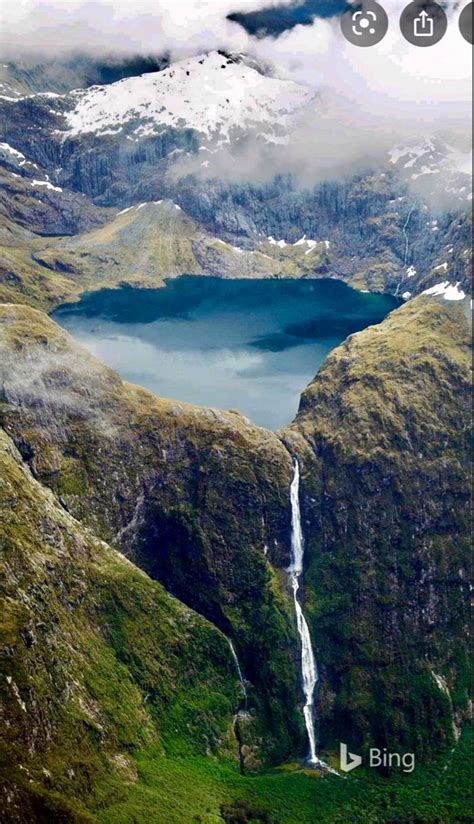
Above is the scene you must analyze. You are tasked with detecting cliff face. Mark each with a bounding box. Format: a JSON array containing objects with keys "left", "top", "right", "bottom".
[
  {"left": 283, "top": 296, "right": 472, "bottom": 759},
  {"left": 0, "top": 427, "right": 239, "bottom": 823},
  {"left": 1, "top": 293, "right": 470, "bottom": 780},
  {"left": 0, "top": 303, "right": 303, "bottom": 767}
]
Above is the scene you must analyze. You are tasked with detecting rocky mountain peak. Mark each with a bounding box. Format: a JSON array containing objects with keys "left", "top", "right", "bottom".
[{"left": 59, "top": 50, "right": 314, "bottom": 142}]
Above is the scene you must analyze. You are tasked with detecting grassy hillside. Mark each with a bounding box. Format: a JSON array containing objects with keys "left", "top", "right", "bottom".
[
  {"left": 94, "top": 726, "right": 472, "bottom": 824},
  {"left": 0, "top": 194, "right": 395, "bottom": 312}
]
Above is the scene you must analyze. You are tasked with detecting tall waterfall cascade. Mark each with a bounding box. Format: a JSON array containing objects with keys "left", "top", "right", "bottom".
[
  {"left": 228, "top": 639, "right": 248, "bottom": 712},
  {"left": 289, "top": 458, "right": 319, "bottom": 765}
]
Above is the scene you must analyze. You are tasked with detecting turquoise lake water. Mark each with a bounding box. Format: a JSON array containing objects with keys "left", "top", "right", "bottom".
[{"left": 53, "top": 277, "right": 401, "bottom": 430}]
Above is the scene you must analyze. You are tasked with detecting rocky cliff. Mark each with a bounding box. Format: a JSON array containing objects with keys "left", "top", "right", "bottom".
[
  {"left": 0, "top": 425, "right": 240, "bottom": 822},
  {"left": 1, "top": 293, "right": 470, "bottom": 777},
  {"left": 282, "top": 295, "right": 472, "bottom": 759},
  {"left": 0, "top": 303, "right": 303, "bottom": 770}
]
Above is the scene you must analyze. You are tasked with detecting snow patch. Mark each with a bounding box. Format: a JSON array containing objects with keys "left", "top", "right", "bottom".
[
  {"left": 32, "top": 179, "right": 63, "bottom": 192},
  {"left": 389, "top": 139, "right": 472, "bottom": 203},
  {"left": 422, "top": 281, "right": 466, "bottom": 301},
  {"left": 63, "top": 51, "right": 313, "bottom": 141},
  {"left": 293, "top": 235, "right": 329, "bottom": 254},
  {"left": 268, "top": 236, "right": 287, "bottom": 248},
  {"left": 0, "top": 142, "right": 25, "bottom": 160}
]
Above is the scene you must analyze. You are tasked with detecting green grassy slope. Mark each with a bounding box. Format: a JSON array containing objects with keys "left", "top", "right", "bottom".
[
  {"left": 0, "top": 427, "right": 239, "bottom": 822},
  {"left": 93, "top": 727, "right": 474, "bottom": 823}
]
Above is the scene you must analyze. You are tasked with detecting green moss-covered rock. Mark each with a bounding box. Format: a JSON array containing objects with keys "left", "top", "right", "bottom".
[
  {"left": 0, "top": 428, "right": 238, "bottom": 822},
  {"left": 282, "top": 295, "right": 471, "bottom": 761},
  {"left": 0, "top": 303, "right": 303, "bottom": 766}
]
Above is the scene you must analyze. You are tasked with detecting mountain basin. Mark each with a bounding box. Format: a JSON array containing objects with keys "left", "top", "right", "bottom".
[{"left": 52, "top": 276, "right": 402, "bottom": 431}]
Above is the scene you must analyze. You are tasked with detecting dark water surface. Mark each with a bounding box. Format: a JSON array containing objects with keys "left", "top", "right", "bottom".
[{"left": 53, "top": 277, "right": 401, "bottom": 430}]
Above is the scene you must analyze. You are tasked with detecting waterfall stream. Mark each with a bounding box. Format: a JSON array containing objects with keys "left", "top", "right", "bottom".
[
  {"left": 395, "top": 200, "right": 417, "bottom": 296},
  {"left": 289, "top": 458, "right": 319, "bottom": 765},
  {"left": 228, "top": 639, "right": 248, "bottom": 712}
]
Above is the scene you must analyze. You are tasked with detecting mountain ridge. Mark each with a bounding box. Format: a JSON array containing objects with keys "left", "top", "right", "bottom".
[{"left": 0, "top": 49, "right": 471, "bottom": 306}]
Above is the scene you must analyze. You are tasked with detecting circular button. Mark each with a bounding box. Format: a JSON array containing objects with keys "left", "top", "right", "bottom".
[
  {"left": 341, "top": 1, "right": 389, "bottom": 47},
  {"left": 400, "top": 2, "right": 447, "bottom": 46},
  {"left": 459, "top": 3, "right": 473, "bottom": 43}
]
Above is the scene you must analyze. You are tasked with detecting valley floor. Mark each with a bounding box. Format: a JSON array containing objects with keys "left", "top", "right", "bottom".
[{"left": 95, "top": 729, "right": 472, "bottom": 824}]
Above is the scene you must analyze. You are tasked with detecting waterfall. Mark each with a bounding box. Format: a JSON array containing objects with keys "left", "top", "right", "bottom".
[
  {"left": 289, "top": 458, "right": 319, "bottom": 765},
  {"left": 395, "top": 200, "right": 417, "bottom": 296},
  {"left": 228, "top": 639, "right": 248, "bottom": 712},
  {"left": 402, "top": 201, "right": 417, "bottom": 268}
]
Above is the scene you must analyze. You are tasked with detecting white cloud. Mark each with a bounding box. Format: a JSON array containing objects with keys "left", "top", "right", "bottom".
[
  {"left": 0, "top": 0, "right": 471, "bottom": 202},
  {"left": 0, "top": 0, "right": 289, "bottom": 58},
  {"left": 168, "top": 5, "right": 471, "bottom": 202},
  {"left": 245, "top": 6, "right": 472, "bottom": 181}
]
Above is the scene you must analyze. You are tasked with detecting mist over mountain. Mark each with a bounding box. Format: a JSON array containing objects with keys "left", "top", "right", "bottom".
[{"left": 1, "top": 1, "right": 470, "bottom": 202}]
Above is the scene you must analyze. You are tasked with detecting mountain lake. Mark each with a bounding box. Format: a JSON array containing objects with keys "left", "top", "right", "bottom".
[{"left": 53, "top": 276, "right": 402, "bottom": 430}]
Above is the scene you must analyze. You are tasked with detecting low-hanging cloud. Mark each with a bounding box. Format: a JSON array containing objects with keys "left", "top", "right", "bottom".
[
  {"left": 170, "top": 3, "right": 471, "bottom": 203},
  {"left": 0, "top": 0, "right": 291, "bottom": 59},
  {"left": 0, "top": 0, "right": 471, "bottom": 204}
]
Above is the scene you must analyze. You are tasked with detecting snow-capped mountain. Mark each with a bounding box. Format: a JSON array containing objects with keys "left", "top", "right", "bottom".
[
  {"left": 0, "top": 50, "right": 471, "bottom": 302},
  {"left": 63, "top": 51, "right": 314, "bottom": 142},
  {"left": 388, "top": 137, "right": 472, "bottom": 205}
]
